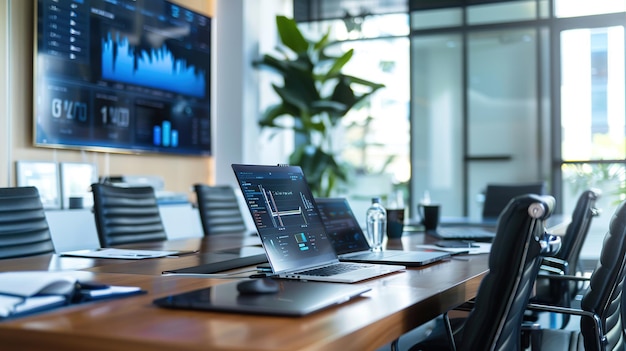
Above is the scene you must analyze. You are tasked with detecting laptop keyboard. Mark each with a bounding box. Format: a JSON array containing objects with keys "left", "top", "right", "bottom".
[{"left": 294, "top": 263, "right": 368, "bottom": 277}]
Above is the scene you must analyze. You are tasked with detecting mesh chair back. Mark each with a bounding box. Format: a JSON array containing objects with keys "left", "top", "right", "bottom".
[
  {"left": 559, "top": 189, "right": 600, "bottom": 273},
  {"left": 580, "top": 199, "right": 626, "bottom": 351},
  {"left": 530, "top": 189, "right": 599, "bottom": 328},
  {"left": 194, "top": 184, "right": 247, "bottom": 235},
  {"left": 91, "top": 183, "right": 167, "bottom": 247},
  {"left": 460, "top": 194, "right": 556, "bottom": 351},
  {"left": 0, "top": 186, "right": 55, "bottom": 259}
]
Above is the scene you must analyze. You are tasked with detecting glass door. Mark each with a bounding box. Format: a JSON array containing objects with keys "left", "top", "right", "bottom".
[{"left": 465, "top": 27, "right": 545, "bottom": 219}]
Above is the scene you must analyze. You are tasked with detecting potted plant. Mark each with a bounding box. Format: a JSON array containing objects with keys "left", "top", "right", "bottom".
[{"left": 253, "top": 15, "right": 384, "bottom": 197}]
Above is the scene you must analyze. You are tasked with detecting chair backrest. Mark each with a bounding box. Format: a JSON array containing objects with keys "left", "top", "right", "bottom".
[
  {"left": 529, "top": 189, "right": 600, "bottom": 329},
  {"left": 91, "top": 183, "right": 167, "bottom": 247},
  {"left": 580, "top": 199, "right": 626, "bottom": 351},
  {"left": 558, "top": 189, "right": 600, "bottom": 272},
  {"left": 193, "top": 184, "right": 247, "bottom": 235},
  {"left": 460, "top": 194, "right": 557, "bottom": 351},
  {"left": 0, "top": 186, "right": 55, "bottom": 259},
  {"left": 482, "top": 182, "right": 546, "bottom": 220}
]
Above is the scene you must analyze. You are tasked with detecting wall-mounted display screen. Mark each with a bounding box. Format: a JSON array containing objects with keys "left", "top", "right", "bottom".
[{"left": 34, "top": 0, "right": 212, "bottom": 156}]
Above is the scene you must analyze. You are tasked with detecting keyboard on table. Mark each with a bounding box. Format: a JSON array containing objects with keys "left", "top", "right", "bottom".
[{"left": 294, "top": 263, "right": 369, "bottom": 276}]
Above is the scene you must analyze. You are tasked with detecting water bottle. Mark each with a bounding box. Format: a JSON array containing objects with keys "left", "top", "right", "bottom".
[{"left": 366, "top": 197, "right": 387, "bottom": 252}]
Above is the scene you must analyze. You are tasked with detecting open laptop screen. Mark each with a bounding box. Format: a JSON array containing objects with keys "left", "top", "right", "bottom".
[
  {"left": 316, "top": 198, "right": 371, "bottom": 255},
  {"left": 232, "top": 164, "right": 338, "bottom": 273}
]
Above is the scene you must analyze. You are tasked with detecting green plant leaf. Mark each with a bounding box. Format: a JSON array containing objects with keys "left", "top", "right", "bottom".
[
  {"left": 253, "top": 15, "right": 384, "bottom": 197},
  {"left": 329, "top": 77, "right": 357, "bottom": 115},
  {"left": 326, "top": 50, "right": 353, "bottom": 77},
  {"left": 311, "top": 100, "right": 347, "bottom": 113},
  {"left": 274, "top": 85, "right": 310, "bottom": 114},
  {"left": 276, "top": 16, "right": 308, "bottom": 54},
  {"left": 259, "top": 104, "right": 298, "bottom": 128},
  {"left": 313, "top": 30, "right": 331, "bottom": 52},
  {"left": 252, "top": 54, "right": 289, "bottom": 75},
  {"left": 289, "top": 145, "right": 346, "bottom": 196},
  {"left": 340, "top": 74, "right": 386, "bottom": 89}
]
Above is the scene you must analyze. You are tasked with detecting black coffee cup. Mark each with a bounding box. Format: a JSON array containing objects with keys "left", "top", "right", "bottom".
[
  {"left": 386, "top": 208, "right": 405, "bottom": 239},
  {"left": 418, "top": 203, "right": 440, "bottom": 231}
]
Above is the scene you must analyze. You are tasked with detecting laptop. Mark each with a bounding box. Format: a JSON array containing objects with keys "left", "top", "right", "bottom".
[
  {"left": 316, "top": 198, "right": 451, "bottom": 266},
  {"left": 153, "top": 279, "right": 371, "bottom": 317},
  {"left": 231, "top": 164, "right": 405, "bottom": 283},
  {"left": 425, "top": 226, "right": 496, "bottom": 242}
]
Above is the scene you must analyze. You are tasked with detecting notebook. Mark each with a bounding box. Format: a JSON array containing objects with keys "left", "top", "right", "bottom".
[
  {"left": 153, "top": 279, "right": 371, "bottom": 316},
  {"left": 315, "top": 198, "right": 451, "bottom": 266},
  {"left": 231, "top": 164, "right": 405, "bottom": 283}
]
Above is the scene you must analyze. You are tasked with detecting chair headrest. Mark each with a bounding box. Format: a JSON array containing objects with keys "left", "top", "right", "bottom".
[{"left": 526, "top": 194, "right": 555, "bottom": 220}]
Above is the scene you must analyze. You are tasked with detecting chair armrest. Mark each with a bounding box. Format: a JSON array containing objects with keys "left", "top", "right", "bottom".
[
  {"left": 538, "top": 265, "right": 565, "bottom": 275},
  {"left": 541, "top": 256, "right": 567, "bottom": 270},
  {"left": 536, "top": 273, "right": 590, "bottom": 282},
  {"left": 538, "top": 256, "right": 567, "bottom": 276},
  {"left": 527, "top": 302, "right": 589, "bottom": 317},
  {"left": 526, "top": 303, "right": 605, "bottom": 349}
]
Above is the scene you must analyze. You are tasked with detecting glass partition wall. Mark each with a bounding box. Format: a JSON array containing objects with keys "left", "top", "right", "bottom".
[
  {"left": 411, "top": 1, "right": 552, "bottom": 221},
  {"left": 291, "top": 1, "right": 626, "bottom": 237},
  {"left": 411, "top": 0, "right": 625, "bottom": 247}
]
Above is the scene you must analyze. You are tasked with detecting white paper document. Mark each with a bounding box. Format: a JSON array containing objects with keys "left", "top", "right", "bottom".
[
  {"left": 0, "top": 271, "right": 77, "bottom": 297},
  {"left": 0, "top": 295, "right": 67, "bottom": 318},
  {"left": 0, "top": 271, "right": 77, "bottom": 318}
]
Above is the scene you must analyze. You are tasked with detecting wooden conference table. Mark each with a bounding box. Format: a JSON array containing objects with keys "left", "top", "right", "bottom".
[{"left": 0, "top": 232, "right": 489, "bottom": 351}]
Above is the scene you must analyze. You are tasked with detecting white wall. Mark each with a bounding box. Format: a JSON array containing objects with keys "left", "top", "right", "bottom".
[
  {"left": 0, "top": 0, "right": 10, "bottom": 186},
  {"left": 213, "top": 0, "right": 293, "bottom": 187}
]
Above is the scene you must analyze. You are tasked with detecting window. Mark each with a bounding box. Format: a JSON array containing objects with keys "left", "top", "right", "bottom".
[
  {"left": 298, "top": 12, "right": 411, "bottom": 218},
  {"left": 555, "top": 0, "right": 626, "bottom": 18},
  {"left": 559, "top": 25, "right": 626, "bottom": 239},
  {"left": 291, "top": 0, "right": 626, "bottom": 237}
]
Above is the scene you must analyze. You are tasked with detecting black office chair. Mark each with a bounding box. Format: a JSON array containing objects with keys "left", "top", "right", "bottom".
[
  {"left": 528, "top": 189, "right": 600, "bottom": 328},
  {"left": 526, "top": 198, "right": 626, "bottom": 351},
  {"left": 0, "top": 186, "right": 55, "bottom": 259},
  {"left": 410, "top": 194, "right": 559, "bottom": 351},
  {"left": 91, "top": 183, "right": 167, "bottom": 247},
  {"left": 482, "top": 182, "right": 546, "bottom": 220},
  {"left": 193, "top": 184, "right": 248, "bottom": 235}
]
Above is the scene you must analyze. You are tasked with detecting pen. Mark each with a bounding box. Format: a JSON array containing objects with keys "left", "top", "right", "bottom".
[
  {"left": 166, "top": 250, "right": 199, "bottom": 258},
  {"left": 249, "top": 273, "right": 278, "bottom": 278}
]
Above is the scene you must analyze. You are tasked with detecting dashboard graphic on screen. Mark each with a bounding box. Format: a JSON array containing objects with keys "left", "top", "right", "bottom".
[
  {"left": 233, "top": 165, "right": 339, "bottom": 271},
  {"left": 34, "top": 0, "right": 211, "bottom": 156},
  {"left": 240, "top": 176, "right": 321, "bottom": 232}
]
